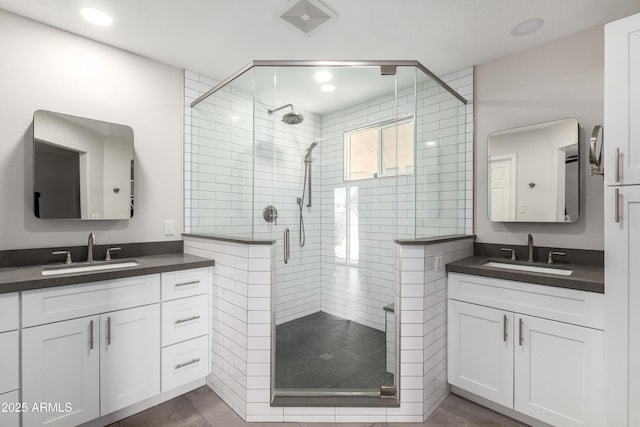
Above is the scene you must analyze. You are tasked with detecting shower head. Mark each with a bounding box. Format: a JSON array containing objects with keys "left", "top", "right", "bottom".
[
  {"left": 268, "top": 103, "right": 304, "bottom": 125},
  {"left": 305, "top": 141, "right": 319, "bottom": 162},
  {"left": 282, "top": 111, "right": 304, "bottom": 125}
]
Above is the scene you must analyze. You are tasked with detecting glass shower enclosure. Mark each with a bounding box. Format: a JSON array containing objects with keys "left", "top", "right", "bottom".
[{"left": 188, "top": 61, "right": 468, "bottom": 405}]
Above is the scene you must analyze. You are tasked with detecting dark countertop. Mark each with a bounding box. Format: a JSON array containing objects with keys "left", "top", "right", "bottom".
[
  {"left": 0, "top": 253, "right": 215, "bottom": 294},
  {"left": 446, "top": 256, "right": 604, "bottom": 294},
  {"left": 394, "top": 234, "right": 474, "bottom": 245}
]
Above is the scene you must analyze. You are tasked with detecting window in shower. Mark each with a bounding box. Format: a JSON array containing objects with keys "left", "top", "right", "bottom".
[
  {"left": 334, "top": 186, "right": 359, "bottom": 264},
  {"left": 344, "top": 118, "right": 414, "bottom": 181}
]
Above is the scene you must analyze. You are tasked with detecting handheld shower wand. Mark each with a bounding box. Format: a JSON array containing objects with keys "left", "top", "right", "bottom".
[{"left": 298, "top": 141, "right": 319, "bottom": 247}]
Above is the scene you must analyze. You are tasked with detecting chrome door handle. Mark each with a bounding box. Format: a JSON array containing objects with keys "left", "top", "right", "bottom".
[
  {"left": 503, "top": 315, "right": 508, "bottom": 342},
  {"left": 175, "top": 315, "right": 201, "bottom": 324},
  {"left": 615, "top": 147, "right": 620, "bottom": 183},
  {"left": 175, "top": 358, "right": 200, "bottom": 370},
  {"left": 615, "top": 188, "right": 620, "bottom": 223},
  {"left": 175, "top": 280, "right": 200, "bottom": 287},
  {"left": 284, "top": 228, "right": 290, "bottom": 264},
  {"left": 106, "top": 317, "right": 111, "bottom": 346},
  {"left": 518, "top": 318, "right": 524, "bottom": 346},
  {"left": 89, "top": 320, "right": 94, "bottom": 350}
]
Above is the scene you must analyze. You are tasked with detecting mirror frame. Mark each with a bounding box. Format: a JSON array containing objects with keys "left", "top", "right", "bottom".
[
  {"left": 33, "top": 110, "right": 134, "bottom": 220},
  {"left": 487, "top": 117, "right": 581, "bottom": 224}
]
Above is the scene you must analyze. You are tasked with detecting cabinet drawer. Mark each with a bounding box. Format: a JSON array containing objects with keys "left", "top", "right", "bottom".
[
  {"left": 448, "top": 273, "right": 605, "bottom": 330},
  {"left": 0, "top": 293, "right": 18, "bottom": 333},
  {"left": 161, "top": 335, "right": 209, "bottom": 392},
  {"left": 0, "top": 390, "right": 20, "bottom": 427},
  {"left": 0, "top": 331, "right": 18, "bottom": 395},
  {"left": 161, "top": 268, "right": 209, "bottom": 301},
  {"left": 22, "top": 274, "right": 160, "bottom": 327},
  {"left": 162, "top": 294, "right": 209, "bottom": 346}
]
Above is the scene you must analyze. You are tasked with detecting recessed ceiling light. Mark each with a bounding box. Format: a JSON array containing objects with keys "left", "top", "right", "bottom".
[
  {"left": 80, "top": 7, "right": 113, "bottom": 26},
  {"left": 314, "top": 71, "right": 332, "bottom": 82},
  {"left": 320, "top": 84, "right": 335, "bottom": 93},
  {"left": 511, "top": 18, "right": 543, "bottom": 36}
]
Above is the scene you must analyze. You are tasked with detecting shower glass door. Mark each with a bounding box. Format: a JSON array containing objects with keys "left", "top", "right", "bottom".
[{"left": 260, "top": 64, "right": 411, "bottom": 403}]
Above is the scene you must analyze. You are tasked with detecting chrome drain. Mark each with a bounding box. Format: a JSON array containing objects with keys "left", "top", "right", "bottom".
[{"left": 318, "top": 352, "right": 334, "bottom": 361}]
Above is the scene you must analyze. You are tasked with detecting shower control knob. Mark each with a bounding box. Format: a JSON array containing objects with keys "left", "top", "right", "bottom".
[{"left": 263, "top": 205, "right": 278, "bottom": 225}]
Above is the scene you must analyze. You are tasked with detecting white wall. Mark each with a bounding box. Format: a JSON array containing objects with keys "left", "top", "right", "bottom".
[
  {"left": 0, "top": 10, "right": 183, "bottom": 249},
  {"left": 475, "top": 26, "right": 605, "bottom": 250}
]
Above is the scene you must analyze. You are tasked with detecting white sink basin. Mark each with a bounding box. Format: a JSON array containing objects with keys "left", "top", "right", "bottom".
[
  {"left": 483, "top": 261, "right": 573, "bottom": 276},
  {"left": 42, "top": 260, "right": 140, "bottom": 276}
]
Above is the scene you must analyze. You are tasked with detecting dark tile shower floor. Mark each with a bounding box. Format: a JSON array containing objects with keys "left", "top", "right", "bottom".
[{"left": 275, "top": 311, "right": 394, "bottom": 389}]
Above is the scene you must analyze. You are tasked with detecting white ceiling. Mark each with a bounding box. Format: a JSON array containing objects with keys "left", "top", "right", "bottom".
[{"left": 1, "top": 0, "right": 639, "bottom": 91}]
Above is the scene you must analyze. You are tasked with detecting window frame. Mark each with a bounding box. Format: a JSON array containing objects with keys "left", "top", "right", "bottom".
[{"left": 344, "top": 116, "right": 415, "bottom": 181}]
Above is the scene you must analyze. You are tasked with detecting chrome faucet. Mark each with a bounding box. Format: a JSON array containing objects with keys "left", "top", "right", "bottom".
[
  {"left": 527, "top": 233, "right": 534, "bottom": 262},
  {"left": 87, "top": 232, "right": 96, "bottom": 263}
]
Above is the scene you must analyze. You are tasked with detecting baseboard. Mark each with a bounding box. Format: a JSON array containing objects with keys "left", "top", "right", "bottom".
[
  {"left": 450, "top": 386, "right": 553, "bottom": 427},
  {"left": 78, "top": 378, "right": 206, "bottom": 427}
]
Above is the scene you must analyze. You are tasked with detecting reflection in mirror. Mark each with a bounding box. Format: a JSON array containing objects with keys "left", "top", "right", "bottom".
[
  {"left": 488, "top": 118, "right": 579, "bottom": 223},
  {"left": 33, "top": 110, "right": 134, "bottom": 220}
]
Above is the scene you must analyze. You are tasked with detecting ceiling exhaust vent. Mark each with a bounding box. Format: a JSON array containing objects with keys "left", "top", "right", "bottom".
[{"left": 275, "top": 0, "right": 337, "bottom": 35}]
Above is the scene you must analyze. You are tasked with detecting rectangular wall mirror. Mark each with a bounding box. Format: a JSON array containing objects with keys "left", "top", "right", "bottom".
[
  {"left": 488, "top": 118, "right": 579, "bottom": 223},
  {"left": 33, "top": 110, "right": 134, "bottom": 220}
]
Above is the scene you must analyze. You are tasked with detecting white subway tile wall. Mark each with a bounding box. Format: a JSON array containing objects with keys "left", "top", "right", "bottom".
[{"left": 184, "top": 234, "right": 473, "bottom": 423}]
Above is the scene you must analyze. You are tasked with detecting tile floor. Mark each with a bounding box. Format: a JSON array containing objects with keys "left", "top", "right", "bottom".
[
  {"left": 275, "top": 312, "right": 394, "bottom": 389},
  {"left": 108, "top": 386, "right": 528, "bottom": 426}
]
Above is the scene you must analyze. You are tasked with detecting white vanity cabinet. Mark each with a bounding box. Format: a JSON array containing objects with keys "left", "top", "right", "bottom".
[
  {"left": 21, "top": 275, "right": 161, "bottom": 427},
  {"left": 160, "top": 268, "right": 210, "bottom": 392},
  {"left": 448, "top": 273, "right": 605, "bottom": 427},
  {"left": 605, "top": 11, "right": 640, "bottom": 427},
  {"left": 0, "top": 292, "right": 19, "bottom": 427}
]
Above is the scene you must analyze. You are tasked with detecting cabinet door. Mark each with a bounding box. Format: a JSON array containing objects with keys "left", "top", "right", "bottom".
[
  {"left": 448, "top": 300, "right": 513, "bottom": 408},
  {"left": 606, "top": 185, "right": 640, "bottom": 426},
  {"left": 605, "top": 13, "right": 640, "bottom": 186},
  {"left": 0, "top": 292, "right": 18, "bottom": 333},
  {"left": 22, "top": 316, "right": 99, "bottom": 427},
  {"left": 0, "top": 390, "right": 20, "bottom": 427},
  {"left": 514, "top": 315, "right": 604, "bottom": 427},
  {"left": 0, "top": 331, "right": 18, "bottom": 395},
  {"left": 100, "top": 304, "right": 160, "bottom": 415}
]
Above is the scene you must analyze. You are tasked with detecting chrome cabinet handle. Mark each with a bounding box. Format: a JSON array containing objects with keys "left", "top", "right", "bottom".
[
  {"left": 175, "top": 358, "right": 200, "bottom": 370},
  {"left": 615, "top": 188, "right": 620, "bottom": 223},
  {"left": 174, "top": 280, "right": 200, "bottom": 288},
  {"left": 518, "top": 318, "right": 524, "bottom": 346},
  {"left": 503, "top": 315, "right": 508, "bottom": 342},
  {"left": 89, "top": 320, "right": 94, "bottom": 350},
  {"left": 175, "top": 315, "right": 201, "bottom": 324},
  {"left": 106, "top": 317, "right": 111, "bottom": 346},
  {"left": 615, "top": 147, "right": 620, "bottom": 183}
]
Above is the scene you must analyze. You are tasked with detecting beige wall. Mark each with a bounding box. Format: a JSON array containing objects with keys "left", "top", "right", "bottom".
[
  {"left": 0, "top": 10, "right": 183, "bottom": 249},
  {"left": 475, "top": 26, "right": 604, "bottom": 250}
]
